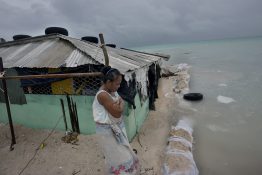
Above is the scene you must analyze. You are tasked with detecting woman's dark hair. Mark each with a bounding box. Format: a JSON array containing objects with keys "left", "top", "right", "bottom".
[{"left": 101, "top": 66, "right": 121, "bottom": 83}]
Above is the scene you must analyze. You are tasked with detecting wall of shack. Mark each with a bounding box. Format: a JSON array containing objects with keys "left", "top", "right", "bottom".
[{"left": 0, "top": 94, "right": 149, "bottom": 141}]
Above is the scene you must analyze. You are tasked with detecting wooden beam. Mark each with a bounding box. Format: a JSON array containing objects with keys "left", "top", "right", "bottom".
[
  {"left": 99, "top": 33, "right": 109, "bottom": 66},
  {"left": 0, "top": 72, "right": 102, "bottom": 80}
]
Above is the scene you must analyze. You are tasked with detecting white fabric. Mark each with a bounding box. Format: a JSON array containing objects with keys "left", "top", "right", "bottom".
[
  {"left": 96, "top": 121, "right": 140, "bottom": 174},
  {"left": 92, "top": 90, "right": 120, "bottom": 124}
]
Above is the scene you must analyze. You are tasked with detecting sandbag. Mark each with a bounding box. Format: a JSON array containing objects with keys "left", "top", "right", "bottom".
[{"left": 163, "top": 119, "right": 199, "bottom": 175}]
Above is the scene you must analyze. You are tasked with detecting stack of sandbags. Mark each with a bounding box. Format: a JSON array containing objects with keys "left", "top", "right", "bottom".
[
  {"left": 163, "top": 119, "right": 199, "bottom": 175},
  {"left": 160, "top": 63, "right": 191, "bottom": 94},
  {"left": 172, "top": 64, "right": 190, "bottom": 94}
]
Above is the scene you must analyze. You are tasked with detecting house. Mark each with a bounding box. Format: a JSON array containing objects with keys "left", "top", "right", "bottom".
[{"left": 0, "top": 33, "right": 169, "bottom": 141}]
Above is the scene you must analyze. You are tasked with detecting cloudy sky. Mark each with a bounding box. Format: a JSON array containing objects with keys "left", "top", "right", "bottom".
[{"left": 1, "top": 0, "right": 262, "bottom": 47}]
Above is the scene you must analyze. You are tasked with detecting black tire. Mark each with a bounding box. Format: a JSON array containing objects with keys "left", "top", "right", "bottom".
[
  {"left": 106, "top": 44, "right": 116, "bottom": 48},
  {"left": 183, "top": 93, "right": 203, "bottom": 101},
  {"left": 45, "top": 27, "right": 68, "bottom": 36},
  {"left": 81, "top": 36, "right": 98, "bottom": 44},
  {"left": 13, "top": 35, "right": 31, "bottom": 41}
]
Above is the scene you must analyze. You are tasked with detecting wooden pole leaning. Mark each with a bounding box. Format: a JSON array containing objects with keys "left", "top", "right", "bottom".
[{"left": 99, "top": 33, "right": 110, "bottom": 66}]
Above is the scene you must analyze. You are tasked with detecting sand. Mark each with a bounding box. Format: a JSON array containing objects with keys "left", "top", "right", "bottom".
[
  {"left": 0, "top": 124, "right": 104, "bottom": 175},
  {"left": 0, "top": 77, "right": 176, "bottom": 175}
]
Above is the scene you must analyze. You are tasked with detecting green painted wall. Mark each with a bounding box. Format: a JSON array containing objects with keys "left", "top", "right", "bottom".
[
  {"left": 124, "top": 95, "right": 149, "bottom": 141},
  {"left": 0, "top": 94, "right": 149, "bottom": 141},
  {"left": 0, "top": 95, "right": 96, "bottom": 134}
]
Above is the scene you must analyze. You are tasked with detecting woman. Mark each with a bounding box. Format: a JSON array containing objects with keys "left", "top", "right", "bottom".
[{"left": 93, "top": 67, "right": 140, "bottom": 175}]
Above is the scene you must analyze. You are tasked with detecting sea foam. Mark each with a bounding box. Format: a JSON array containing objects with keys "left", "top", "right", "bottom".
[{"left": 217, "top": 95, "right": 235, "bottom": 104}]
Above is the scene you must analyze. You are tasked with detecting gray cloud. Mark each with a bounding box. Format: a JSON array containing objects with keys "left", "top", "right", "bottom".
[{"left": 1, "top": 0, "right": 262, "bottom": 47}]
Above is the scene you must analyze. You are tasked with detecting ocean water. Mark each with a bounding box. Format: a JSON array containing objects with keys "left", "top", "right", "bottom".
[{"left": 138, "top": 37, "right": 262, "bottom": 175}]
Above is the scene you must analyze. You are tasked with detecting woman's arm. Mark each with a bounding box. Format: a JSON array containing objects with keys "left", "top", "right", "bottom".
[{"left": 97, "top": 92, "right": 124, "bottom": 118}]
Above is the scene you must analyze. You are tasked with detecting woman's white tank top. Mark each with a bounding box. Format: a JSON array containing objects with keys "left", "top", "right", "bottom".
[{"left": 92, "top": 90, "right": 120, "bottom": 124}]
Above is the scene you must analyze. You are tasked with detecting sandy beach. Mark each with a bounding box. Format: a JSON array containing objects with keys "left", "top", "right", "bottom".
[{"left": 0, "top": 77, "right": 178, "bottom": 175}]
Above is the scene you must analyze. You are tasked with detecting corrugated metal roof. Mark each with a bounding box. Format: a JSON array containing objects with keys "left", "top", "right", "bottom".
[{"left": 0, "top": 34, "right": 164, "bottom": 73}]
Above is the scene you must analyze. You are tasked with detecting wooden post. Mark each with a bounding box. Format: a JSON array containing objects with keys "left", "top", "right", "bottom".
[
  {"left": 0, "top": 57, "right": 16, "bottom": 149},
  {"left": 99, "top": 33, "right": 109, "bottom": 66},
  {"left": 60, "top": 99, "right": 68, "bottom": 131}
]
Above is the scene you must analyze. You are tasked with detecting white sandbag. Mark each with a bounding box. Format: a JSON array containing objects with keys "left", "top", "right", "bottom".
[
  {"left": 163, "top": 118, "right": 199, "bottom": 175},
  {"left": 167, "top": 136, "right": 192, "bottom": 152},
  {"left": 163, "top": 151, "right": 199, "bottom": 175}
]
